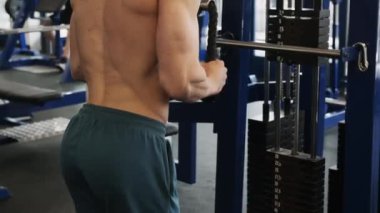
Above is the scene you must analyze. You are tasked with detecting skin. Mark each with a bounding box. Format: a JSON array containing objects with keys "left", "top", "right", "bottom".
[{"left": 70, "top": 0, "right": 227, "bottom": 123}]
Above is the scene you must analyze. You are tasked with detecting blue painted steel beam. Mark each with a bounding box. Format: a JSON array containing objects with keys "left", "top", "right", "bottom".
[
  {"left": 214, "top": 0, "right": 252, "bottom": 212},
  {"left": 343, "top": 0, "right": 380, "bottom": 212},
  {"left": 0, "top": 186, "right": 11, "bottom": 200},
  {"left": 339, "top": 0, "right": 349, "bottom": 50},
  {"left": 8, "top": 58, "right": 58, "bottom": 68},
  {"left": 51, "top": 13, "right": 64, "bottom": 59},
  {"left": 18, "top": 34, "right": 28, "bottom": 50},
  {"left": 324, "top": 110, "right": 345, "bottom": 129},
  {"left": 0, "top": 34, "right": 21, "bottom": 70},
  {"left": 175, "top": 122, "right": 197, "bottom": 184}
]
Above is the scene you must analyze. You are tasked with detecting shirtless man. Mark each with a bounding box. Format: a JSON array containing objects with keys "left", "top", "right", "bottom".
[{"left": 60, "top": 0, "right": 227, "bottom": 212}]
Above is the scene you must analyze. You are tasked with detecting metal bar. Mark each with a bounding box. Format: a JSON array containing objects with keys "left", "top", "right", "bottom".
[
  {"left": 332, "top": 3, "right": 338, "bottom": 50},
  {"left": 285, "top": 66, "right": 291, "bottom": 99},
  {"left": 317, "top": 66, "right": 327, "bottom": 155},
  {"left": 292, "top": 64, "right": 301, "bottom": 155},
  {"left": 300, "top": 64, "right": 326, "bottom": 157},
  {"left": 274, "top": 62, "right": 283, "bottom": 152},
  {"left": 264, "top": 61, "right": 270, "bottom": 105},
  {"left": 263, "top": 61, "right": 270, "bottom": 121},
  {"left": 284, "top": 65, "right": 292, "bottom": 115},
  {"left": 0, "top": 25, "right": 69, "bottom": 35},
  {"left": 217, "top": 38, "right": 341, "bottom": 59},
  {"left": 310, "top": 66, "right": 320, "bottom": 159}
]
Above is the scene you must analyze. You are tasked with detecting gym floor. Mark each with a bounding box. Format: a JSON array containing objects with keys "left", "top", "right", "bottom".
[{"left": 0, "top": 103, "right": 338, "bottom": 213}]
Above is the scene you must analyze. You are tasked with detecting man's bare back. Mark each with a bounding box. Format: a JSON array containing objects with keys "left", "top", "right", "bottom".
[{"left": 70, "top": 0, "right": 227, "bottom": 123}]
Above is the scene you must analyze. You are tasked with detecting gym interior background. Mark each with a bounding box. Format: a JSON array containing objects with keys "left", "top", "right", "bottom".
[{"left": 0, "top": 0, "right": 379, "bottom": 213}]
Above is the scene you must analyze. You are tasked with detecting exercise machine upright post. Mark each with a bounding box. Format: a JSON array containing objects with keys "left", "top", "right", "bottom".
[{"left": 343, "top": 0, "right": 380, "bottom": 212}]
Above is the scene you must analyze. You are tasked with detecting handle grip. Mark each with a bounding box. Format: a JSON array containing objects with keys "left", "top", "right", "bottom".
[
  {"left": 204, "top": 0, "right": 218, "bottom": 62},
  {"left": 199, "top": 0, "right": 219, "bottom": 103}
]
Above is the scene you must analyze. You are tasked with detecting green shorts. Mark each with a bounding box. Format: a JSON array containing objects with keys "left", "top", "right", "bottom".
[{"left": 61, "top": 104, "right": 180, "bottom": 213}]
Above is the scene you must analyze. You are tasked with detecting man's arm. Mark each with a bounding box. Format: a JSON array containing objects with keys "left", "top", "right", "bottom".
[{"left": 156, "top": 0, "right": 226, "bottom": 102}]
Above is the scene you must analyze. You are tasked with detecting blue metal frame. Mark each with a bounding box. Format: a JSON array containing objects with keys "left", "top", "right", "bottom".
[
  {"left": 167, "top": 1, "right": 380, "bottom": 212},
  {"left": 0, "top": 0, "right": 65, "bottom": 70},
  {"left": 169, "top": 0, "right": 252, "bottom": 211},
  {"left": 213, "top": 0, "right": 252, "bottom": 211},
  {"left": 51, "top": 13, "right": 64, "bottom": 59},
  {"left": 0, "top": 0, "right": 34, "bottom": 70},
  {"left": 198, "top": 11, "right": 209, "bottom": 62},
  {"left": 176, "top": 122, "right": 197, "bottom": 184},
  {"left": 343, "top": 0, "right": 380, "bottom": 212},
  {"left": 325, "top": 110, "right": 345, "bottom": 129},
  {"left": 169, "top": 102, "right": 214, "bottom": 184},
  {"left": 0, "top": 186, "right": 11, "bottom": 200}
]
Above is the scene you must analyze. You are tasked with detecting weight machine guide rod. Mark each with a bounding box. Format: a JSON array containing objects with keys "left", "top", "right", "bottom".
[
  {"left": 216, "top": 38, "right": 343, "bottom": 60},
  {"left": 0, "top": 25, "right": 70, "bottom": 35}
]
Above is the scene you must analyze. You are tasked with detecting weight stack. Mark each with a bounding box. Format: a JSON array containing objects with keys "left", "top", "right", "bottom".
[
  {"left": 272, "top": 150, "right": 325, "bottom": 213},
  {"left": 266, "top": 0, "right": 330, "bottom": 66},
  {"left": 248, "top": 113, "right": 305, "bottom": 150},
  {"left": 327, "top": 121, "right": 345, "bottom": 213},
  {"left": 247, "top": 113, "right": 305, "bottom": 212}
]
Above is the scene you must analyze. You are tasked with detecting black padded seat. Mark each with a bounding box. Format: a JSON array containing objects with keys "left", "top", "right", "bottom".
[
  {"left": 35, "top": 0, "right": 67, "bottom": 12},
  {"left": 165, "top": 123, "right": 178, "bottom": 137},
  {"left": 0, "top": 78, "right": 62, "bottom": 104}
]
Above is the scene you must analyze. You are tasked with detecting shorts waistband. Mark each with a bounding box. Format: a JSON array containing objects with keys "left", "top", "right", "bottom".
[{"left": 79, "top": 104, "right": 166, "bottom": 136}]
